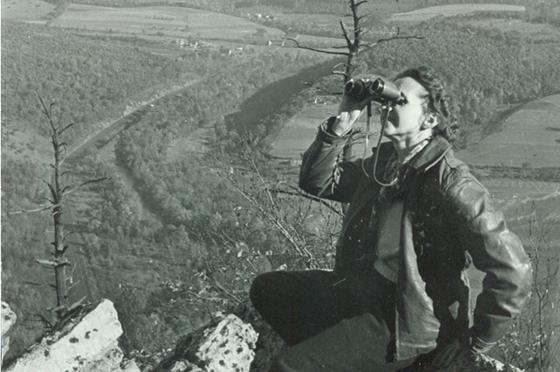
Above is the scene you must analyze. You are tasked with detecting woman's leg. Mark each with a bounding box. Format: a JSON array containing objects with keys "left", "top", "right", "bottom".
[
  {"left": 271, "top": 313, "right": 415, "bottom": 372},
  {"left": 250, "top": 270, "right": 354, "bottom": 345},
  {"left": 251, "top": 268, "right": 404, "bottom": 371}
]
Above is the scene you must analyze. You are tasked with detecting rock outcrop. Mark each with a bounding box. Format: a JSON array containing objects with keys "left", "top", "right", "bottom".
[
  {"left": 156, "top": 314, "right": 258, "bottom": 372},
  {"left": 2, "top": 298, "right": 522, "bottom": 372},
  {"left": 1, "top": 302, "right": 17, "bottom": 363},
  {"left": 154, "top": 306, "right": 522, "bottom": 372},
  {"left": 4, "top": 299, "right": 139, "bottom": 372}
]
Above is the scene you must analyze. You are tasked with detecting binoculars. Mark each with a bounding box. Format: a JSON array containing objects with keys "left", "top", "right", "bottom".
[{"left": 344, "top": 78, "right": 407, "bottom": 106}]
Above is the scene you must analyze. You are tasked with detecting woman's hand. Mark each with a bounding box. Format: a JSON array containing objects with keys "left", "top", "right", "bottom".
[{"left": 330, "top": 79, "right": 375, "bottom": 136}]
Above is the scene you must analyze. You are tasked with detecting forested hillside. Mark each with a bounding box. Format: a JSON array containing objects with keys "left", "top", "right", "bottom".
[
  {"left": 1, "top": 23, "right": 201, "bottom": 146},
  {"left": 1, "top": 18, "right": 329, "bottom": 357}
]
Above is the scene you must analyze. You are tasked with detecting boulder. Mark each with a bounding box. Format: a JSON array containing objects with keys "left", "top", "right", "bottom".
[
  {"left": 235, "top": 304, "right": 284, "bottom": 372},
  {"left": 4, "top": 299, "right": 139, "bottom": 372},
  {"left": 157, "top": 314, "right": 258, "bottom": 372},
  {"left": 1, "top": 302, "right": 17, "bottom": 363}
]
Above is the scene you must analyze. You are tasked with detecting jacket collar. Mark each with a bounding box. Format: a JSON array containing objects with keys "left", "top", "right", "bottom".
[
  {"left": 408, "top": 135, "right": 453, "bottom": 171},
  {"left": 377, "top": 135, "right": 452, "bottom": 173}
]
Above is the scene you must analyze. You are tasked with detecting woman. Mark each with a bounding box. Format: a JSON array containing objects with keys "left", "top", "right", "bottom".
[{"left": 250, "top": 66, "right": 532, "bottom": 371}]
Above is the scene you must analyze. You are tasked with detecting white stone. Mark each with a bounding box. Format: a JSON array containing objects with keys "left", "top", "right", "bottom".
[
  {"left": 159, "top": 314, "right": 258, "bottom": 372},
  {"left": 195, "top": 314, "right": 258, "bottom": 372},
  {"left": 5, "top": 299, "right": 137, "bottom": 372},
  {"left": 1, "top": 302, "right": 17, "bottom": 362}
]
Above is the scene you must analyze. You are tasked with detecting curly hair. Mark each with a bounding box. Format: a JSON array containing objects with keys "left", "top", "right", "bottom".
[{"left": 395, "top": 66, "right": 459, "bottom": 143}]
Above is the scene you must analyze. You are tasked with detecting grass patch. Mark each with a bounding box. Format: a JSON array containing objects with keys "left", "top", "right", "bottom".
[
  {"left": 390, "top": 4, "right": 525, "bottom": 23},
  {"left": 51, "top": 4, "right": 285, "bottom": 42},
  {"left": 1, "top": 0, "right": 55, "bottom": 22},
  {"left": 458, "top": 94, "right": 560, "bottom": 168}
]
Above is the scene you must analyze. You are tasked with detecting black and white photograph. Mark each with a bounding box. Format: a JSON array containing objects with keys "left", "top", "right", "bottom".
[{"left": 1, "top": 0, "right": 559, "bottom": 371}]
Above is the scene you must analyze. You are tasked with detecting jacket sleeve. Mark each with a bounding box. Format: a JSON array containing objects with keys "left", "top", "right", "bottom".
[
  {"left": 443, "top": 168, "right": 532, "bottom": 346},
  {"left": 299, "top": 117, "right": 363, "bottom": 203}
]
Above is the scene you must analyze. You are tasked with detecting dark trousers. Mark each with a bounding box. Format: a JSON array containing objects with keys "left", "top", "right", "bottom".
[{"left": 249, "top": 269, "right": 416, "bottom": 371}]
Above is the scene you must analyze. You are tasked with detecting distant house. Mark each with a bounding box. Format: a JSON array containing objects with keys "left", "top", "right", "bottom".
[{"left": 289, "top": 159, "right": 302, "bottom": 167}]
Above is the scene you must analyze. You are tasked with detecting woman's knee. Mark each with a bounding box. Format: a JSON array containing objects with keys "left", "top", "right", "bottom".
[{"left": 249, "top": 271, "right": 276, "bottom": 310}]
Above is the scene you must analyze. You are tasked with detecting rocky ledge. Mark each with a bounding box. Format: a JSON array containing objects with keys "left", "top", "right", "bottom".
[{"left": 2, "top": 299, "right": 521, "bottom": 372}]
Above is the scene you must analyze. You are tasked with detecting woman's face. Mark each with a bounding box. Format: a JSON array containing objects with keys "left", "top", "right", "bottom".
[{"left": 381, "top": 77, "right": 431, "bottom": 140}]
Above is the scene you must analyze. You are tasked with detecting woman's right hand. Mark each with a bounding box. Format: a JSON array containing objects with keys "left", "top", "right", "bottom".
[{"left": 331, "top": 80, "right": 374, "bottom": 136}]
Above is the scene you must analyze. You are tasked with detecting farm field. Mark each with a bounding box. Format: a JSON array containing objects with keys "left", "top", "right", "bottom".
[
  {"left": 483, "top": 177, "right": 560, "bottom": 233},
  {"left": 390, "top": 3, "right": 525, "bottom": 22},
  {"left": 460, "top": 17, "right": 560, "bottom": 39},
  {"left": 1, "top": 0, "right": 54, "bottom": 23},
  {"left": 50, "top": 4, "right": 285, "bottom": 42},
  {"left": 270, "top": 101, "right": 338, "bottom": 159},
  {"left": 457, "top": 93, "right": 560, "bottom": 168}
]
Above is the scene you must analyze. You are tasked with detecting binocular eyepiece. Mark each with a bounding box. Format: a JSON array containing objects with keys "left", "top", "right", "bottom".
[{"left": 344, "top": 78, "right": 406, "bottom": 105}]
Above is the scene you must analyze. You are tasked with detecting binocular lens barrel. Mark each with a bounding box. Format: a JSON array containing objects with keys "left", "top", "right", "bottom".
[{"left": 344, "top": 78, "right": 405, "bottom": 104}]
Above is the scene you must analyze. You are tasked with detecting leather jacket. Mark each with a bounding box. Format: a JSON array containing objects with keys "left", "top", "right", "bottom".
[{"left": 298, "top": 120, "right": 533, "bottom": 360}]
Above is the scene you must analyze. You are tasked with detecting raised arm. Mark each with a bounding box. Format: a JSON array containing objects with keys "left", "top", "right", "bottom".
[
  {"left": 299, "top": 117, "right": 362, "bottom": 202},
  {"left": 299, "top": 90, "right": 372, "bottom": 202}
]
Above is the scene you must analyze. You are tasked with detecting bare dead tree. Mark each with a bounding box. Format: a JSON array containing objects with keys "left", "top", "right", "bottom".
[
  {"left": 11, "top": 96, "right": 107, "bottom": 320},
  {"left": 285, "top": 0, "right": 423, "bottom": 83}
]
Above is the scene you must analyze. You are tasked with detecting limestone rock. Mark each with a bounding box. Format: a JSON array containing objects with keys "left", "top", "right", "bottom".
[
  {"left": 1, "top": 302, "right": 17, "bottom": 363},
  {"left": 236, "top": 304, "right": 285, "bottom": 372},
  {"left": 157, "top": 314, "right": 258, "bottom": 372},
  {"left": 4, "top": 299, "right": 139, "bottom": 372}
]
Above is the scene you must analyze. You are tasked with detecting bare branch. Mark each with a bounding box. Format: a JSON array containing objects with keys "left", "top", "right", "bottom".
[
  {"left": 339, "top": 20, "right": 353, "bottom": 48},
  {"left": 36, "top": 258, "right": 70, "bottom": 269},
  {"left": 284, "top": 38, "right": 350, "bottom": 56},
  {"left": 59, "top": 123, "right": 74, "bottom": 135},
  {"left": 362, "top": 34, "right": 424, "bottom": 52},
  {"left": 63, "top": 177, "right": 108, "bottom": 196},
  {"left": 49, "top": 304, "right": 67, "bottom": 314},
  {"left": 331, "top": 62, "right": 347, "bottom": 71},
  {"left": 8, "top": 204, "right": 52, "bottom": 215},
  {"left": 330, "top": 44, "right": 355, "bottom": 49},
  {"left": 61, "top": 232, "right": 75, "bottom": 242},
  {"left": 23, "top": 281, "right": 52, "bottom": 288},
  {"left": 42, "top": 178, "right": 58, "bottom": 202},
  {"left": 212, "top": 277, "right": 243, "bottom": 305},
  {"left": 37, "top": 95, "right": 57, "bottom": 133},
  {"left": 269, "top": 188, "right": 342, "bottom": 216},
  {"left": 355, "top": 0, "right": 368, "bottom": 7},
  {"left": 224, "top": 171, "right": 314, "bottom": 264},
  {"left": 67, "top": 296, "right": 87, "bottom": 312},
  {"left": 249, "top": 158, "right": 277, "bottom": 210}
]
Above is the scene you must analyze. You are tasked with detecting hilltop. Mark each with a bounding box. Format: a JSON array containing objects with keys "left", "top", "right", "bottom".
[{"left": 2, "top": 1, "right": 560, "bottom": 370}]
